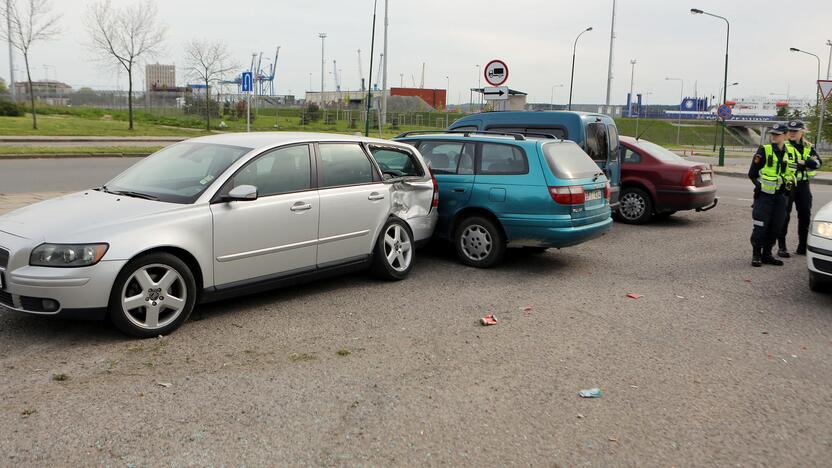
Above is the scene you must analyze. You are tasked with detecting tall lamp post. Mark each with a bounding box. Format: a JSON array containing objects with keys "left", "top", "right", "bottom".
[
  {"left": 628, "top": 59, "right": 637, "bottom": 117},
  {"left": 550, "top": 84, "right": 563, "bottom": 110},
  {"left": 568, "top": 27, "right": 593, "bottom": 111},
  {"left": 665, "top": 77, "right": 684, "bottom": 146},
  {"left": 826, "top": 40, "right": 832, "bottom": 79},
  {"left": 364, "top": 0, "right": 379, "bottom": 136},
  {"left": 691, "top": 8, "right": 729, "bottom": 166},
  {"left": 476, "top": 64, "right": 482, "bottom": 111},
  {"left": 789, "top": 47, "right": 823, "bottom": 146},
  {"left": 445, "top": 75, "right": 450, "bottom": 128}
]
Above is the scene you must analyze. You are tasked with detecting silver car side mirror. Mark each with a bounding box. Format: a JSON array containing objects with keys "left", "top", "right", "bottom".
[{"left": 226, "top": 184, "right": 258, "bottom": 202}]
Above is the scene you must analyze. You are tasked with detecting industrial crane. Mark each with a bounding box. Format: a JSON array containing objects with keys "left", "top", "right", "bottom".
[
  {"left": 332, "top": 60, "right": 341, "bottom": 92},
  {"left": 357, "top": 49, "right": 364, "bottom": 91},
  {"left": 374, "top": 53, "right": 384, "bottom": 90}
]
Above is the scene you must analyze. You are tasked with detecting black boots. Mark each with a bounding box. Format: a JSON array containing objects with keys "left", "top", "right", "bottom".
[
  {"left": 761, "top": 253, "right": 784, "bottom": 266},
  {"left": 796, "top": 244, "right": 807, "bottom": 256},
  {"left": 752, "top": 247, "right": 762, "bottom": 267},
  {"left": 777, "top": 248, "right": 791, "bottom": 258}
]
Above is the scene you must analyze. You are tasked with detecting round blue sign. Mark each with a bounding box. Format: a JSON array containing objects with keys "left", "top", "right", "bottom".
[{"left": 717, "top": 104, "right": 732, "bottom": 119}]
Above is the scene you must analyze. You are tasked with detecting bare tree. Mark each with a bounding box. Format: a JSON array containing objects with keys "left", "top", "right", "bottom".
[
  {"left": 85, "top": 0, "right": 165, "bottom": 130},
  {"left": 1, "top": 0, "right": 61, "bottom": 130},
  {"left": 184, "top": 40, "right": 235, "bottom": 131}
]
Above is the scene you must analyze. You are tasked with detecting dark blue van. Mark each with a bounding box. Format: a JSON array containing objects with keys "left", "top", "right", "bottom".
[{"left": 448, "top": 111, "right": 621, "bottom": 208}]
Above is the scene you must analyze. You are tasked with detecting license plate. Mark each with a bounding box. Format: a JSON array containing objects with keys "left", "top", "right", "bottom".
[
  {"left": 701, "top": 173, "right": 712, "bottom": 182},
  {"left": 585, "top": 189, "right": 603, "bottom": 201}
]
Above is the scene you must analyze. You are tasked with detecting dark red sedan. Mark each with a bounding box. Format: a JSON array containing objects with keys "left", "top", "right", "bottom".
[{"left": 616, "top": 136, "right": 718, "bottom": 224}]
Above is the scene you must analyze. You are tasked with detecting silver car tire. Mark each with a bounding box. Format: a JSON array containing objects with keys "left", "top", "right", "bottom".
[
  {"left": 454, "top": 216, "right": 505, "bottom": 268},
  {"left": 371, "top": 217, "right": 415, "bottom": 281},
  {"left": 108, "top": 252, "right": 197, "bottom": 338}
]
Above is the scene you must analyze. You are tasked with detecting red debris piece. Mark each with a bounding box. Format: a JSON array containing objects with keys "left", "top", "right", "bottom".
[
  {"left": 626, "top": 293, "right": 643, "bottom": 299},
  {"left": 480, "top": 314, "right": 498, "bottom": 326},
  {"left": 744, "top": 279, "right": 753, "bottom": 283}
]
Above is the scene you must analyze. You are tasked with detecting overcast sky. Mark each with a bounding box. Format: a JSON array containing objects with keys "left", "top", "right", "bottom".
[{"left": 2, "top": 0, "right": 831, "bottom": 105}]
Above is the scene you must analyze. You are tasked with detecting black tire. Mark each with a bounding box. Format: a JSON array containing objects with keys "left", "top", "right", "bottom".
[
  {"left": 108, "top": 252, "right": 197, "bottom": 338},
  {"left": 616, "top": 188, "right": 654, "bottom": 225},
  {"left": 809, "top": 271, "right": 830, "bottom": 293},
  {"left": 454, "top": 216, "right": 506, "bottom": 268},
  {"left": 371, "top": 217, "right": 415, "bottom": 280}
]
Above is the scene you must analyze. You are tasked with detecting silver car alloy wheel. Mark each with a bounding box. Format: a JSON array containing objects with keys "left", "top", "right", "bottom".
[
  {"left": 461, "top": 225, "right": 492, "bottom": 261},
  {"left": 384, "top": 224, "right": 413, "bottom": 272},
  {"left": 620, "top": 192, "right": 646, "bottom": 221},
  {"left": 121, "top": 263, "right": 187, "bottom": 330}
]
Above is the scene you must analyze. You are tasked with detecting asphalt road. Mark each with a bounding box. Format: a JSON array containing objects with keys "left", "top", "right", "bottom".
[
  {"left": 0, "top": 157, "right": 141, "bottom": 193},
  {"left": 1, "top": 175, "right": 831, "bottom": 465}
]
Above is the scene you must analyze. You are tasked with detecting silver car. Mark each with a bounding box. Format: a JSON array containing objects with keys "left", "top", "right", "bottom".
[{"left": 0, "top": 133, "right": 438, "bottom": 337}]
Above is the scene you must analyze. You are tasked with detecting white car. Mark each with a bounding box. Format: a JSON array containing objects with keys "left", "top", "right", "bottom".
[
  {"left": 0, "top": 133, "right": 438, "bottom": 337},
  {"left": 808, "top": 199, "right": 832, "bottom": 292}
]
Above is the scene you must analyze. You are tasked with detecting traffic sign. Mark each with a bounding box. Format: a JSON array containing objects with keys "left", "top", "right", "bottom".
[
  {"left": 241, "top": 71, "right": 253, "bottom": 93},
  {"left": 819, "top": 80, "right": 832, "bottom": 100},
  {"left": 717, "top": 104, "right": 732, "bottom": 119},
  {"left": 484, "top": 60, "right": 509, "bottom": 86},
  {"left": 483, "top": 86, "right": 509, "bottom": 101}
]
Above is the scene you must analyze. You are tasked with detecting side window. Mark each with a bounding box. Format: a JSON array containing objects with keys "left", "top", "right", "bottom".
[
  {"left": 318, "top": 143, "right": 377, "bottom": 188},
  {"left": 369, "top": 146, "right": 424, "bottom": 178},
  {"left": 623, "top": 148, "right": 641, "bottom": 164},
  {"left": 229, "top": 145, "right": 311, "bottom": 197},
  {"left": 585, "top": 123, "right": 609, "bottom": 164},
  {"left": 452, "top": 126, "right": 478, "bottom": 132},
  {"left": 418, "top": 141, "right": 475, "bottom": 175},
  {"left": 608, "top": 125, "right": 621, "bottom": 163},
  {"left": 479, "top": 143, "right": 529, "bottom": 175}
]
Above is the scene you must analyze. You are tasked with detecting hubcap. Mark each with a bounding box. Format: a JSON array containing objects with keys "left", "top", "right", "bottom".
[
  {"left": 121, "top": 264, "right": 187, "bottom": 330},
  {"left": 460, "top": 225, "right": 492, "bottom": 261},
  {"left": 620, "top": 192, "right": 646, "bottom": 220},
  {"left": 383, "top": 224, "right": 412, "bottom": 272}
]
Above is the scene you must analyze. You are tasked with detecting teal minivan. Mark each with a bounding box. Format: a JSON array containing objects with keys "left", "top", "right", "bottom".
[
  {"left": 395, "top": 131, "right": 612, "bottom": 268},
  {"left": 447, "top": 111, "right": 621, "bottom": 209}
]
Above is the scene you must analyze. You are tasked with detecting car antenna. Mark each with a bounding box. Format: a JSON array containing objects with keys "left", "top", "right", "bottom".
[{"left": 635, "top": 120, "right": 657, "bottom": 141}]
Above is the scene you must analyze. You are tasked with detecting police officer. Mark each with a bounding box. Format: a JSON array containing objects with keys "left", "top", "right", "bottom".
[
  {"left": 748, "top": 123, "right": 795, "bottom": 267},
  {"left": 778, "top": 120, "right": 822, "bottom": 256}
]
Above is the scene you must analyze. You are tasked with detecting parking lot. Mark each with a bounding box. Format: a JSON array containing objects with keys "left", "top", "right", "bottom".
[{"left": 1, "top": 171, "right": 831, "bottom": 466}]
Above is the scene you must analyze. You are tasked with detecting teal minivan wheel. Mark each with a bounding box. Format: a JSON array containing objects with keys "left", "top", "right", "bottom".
[{"left": 454, "top": 216, "right": 505, "bottom": 268}]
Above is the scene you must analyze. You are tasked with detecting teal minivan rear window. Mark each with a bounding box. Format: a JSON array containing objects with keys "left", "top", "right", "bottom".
[{"left": 543, "top": 142, "right": 602, "bottom": 180}]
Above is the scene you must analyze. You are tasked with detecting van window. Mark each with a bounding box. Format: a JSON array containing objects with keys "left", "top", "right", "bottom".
[
  {"left": 417, "top": 141, "right": 475, "bottom": 175},
  {"left": 486, "top": 126, "right": 566, "bottom": 139},
  {"left": 368, "top": 146, "right": 424, "bottom": 177},
  {"left": 608, "top": 125, "right": 620, "bottom": 164},
  {"left": 585, "top": 123, "right": 609, "bottom": 164},
  {"left": 479, "top": 143, "right": 528, "bottom": 175},
  {"left": 543, "top": 142, "right": 603, "bottom": 180},
  {"left": 453, "top": 126, "right": 478, "bottom": 132}
]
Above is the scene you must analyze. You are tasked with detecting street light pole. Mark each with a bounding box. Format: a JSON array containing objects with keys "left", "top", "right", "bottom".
[
  {"left": 691, "top": 8, "right": 730, "bottom": 166},
  {"left": 364, "top": 0, "right": 379, "bottom": 136},
  {"left": 318, "top": 33, "right": 327, "bottom": 93},
  {"left": 550, "top": 84, "right": 563, "bottom": 110},
  {"left": 713, "top": 82, "right": 738, "bottom": 151},
  {"left": 628, "top": 59, "right": 636, "bottom": 117},
  {"left": 666, "top": 77, "right": 684, "bottom": 146},
  {"left": 476, "top": 64, "right": 482, "bottom": 111},
  {"left": 445, "top": 75, "right": 450, "bottom": 128},
  {"left": 6, "top": 0, "right": 15, "bottom": 101},
  {"left": 604, "top": 0, "right": 616, "bottom": 107},
  {"left": 568, "top": 27, "right": 593, "bottom": 111},
  {"left": 790, "top": 47, "right": 822, "bottom": 146},
  {"left": 826, "top": 40, "right": 832, "bottom": 79}
]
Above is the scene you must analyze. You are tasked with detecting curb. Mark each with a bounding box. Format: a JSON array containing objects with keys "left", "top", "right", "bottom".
[
  {"left": 0, "top": 153, "right": 152, "bottom": 160},
  {"left": 713, "top": 169, "right": 832, "bottom": 186}
]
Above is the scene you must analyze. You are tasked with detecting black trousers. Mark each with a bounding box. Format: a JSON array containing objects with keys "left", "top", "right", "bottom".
[
  {"left": 751, "top": 192, "right": 787, "bottom": 253},
  {"left": 778, "top": 181, "right": 813, "bottom": 249}
]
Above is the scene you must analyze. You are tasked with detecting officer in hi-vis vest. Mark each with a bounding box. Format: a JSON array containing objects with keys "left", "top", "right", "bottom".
[
  {"left": 748, "top": 123, "right": 796, "bottom": 267},
  {"left": 778, "top": 120, "right": 822, "bottom": 257}
]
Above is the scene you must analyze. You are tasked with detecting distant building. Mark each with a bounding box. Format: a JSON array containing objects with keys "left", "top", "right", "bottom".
[
  {"left": 390, "top": 87, "right": 447, "bottom": 110},
  {"left": 13, "top": 80, "right": 72, "bottom": 105},
  {"left": 146, "top": 63, "right": 176, "bottom": 91}
]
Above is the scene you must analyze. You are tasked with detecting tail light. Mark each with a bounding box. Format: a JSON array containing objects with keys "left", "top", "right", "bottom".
[
  {"left": 549, "top": 186, "right": 585, "bottom": 205},
  {"left": 429, "top": 168, "right": 439, "bottom": 209},
  {"left": 682, "top": 168, "right": 700, "bottom": 187},
  {"left": 604, "top": 181, "right": 611, "bottom": 202}
]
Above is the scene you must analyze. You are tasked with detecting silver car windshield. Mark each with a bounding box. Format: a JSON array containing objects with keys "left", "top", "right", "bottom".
[{"left": 105, "top": 142, "right": 252, "bottom": 204}]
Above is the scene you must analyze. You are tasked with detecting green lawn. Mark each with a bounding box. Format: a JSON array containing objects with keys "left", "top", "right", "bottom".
[
  {"left": 0, "top": 146, "right": 161, "bottom": 155},
  {"left": 0, "top": 114, "right": 207, "bottom": 137}
]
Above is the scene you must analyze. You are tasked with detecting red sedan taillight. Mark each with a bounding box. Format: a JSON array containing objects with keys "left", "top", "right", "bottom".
[
  {"left": 682, "top": 168, "right": 700, "bottom": 187},
  {"left": 549, "top": 186, "right": 585, "bottom": 205}
]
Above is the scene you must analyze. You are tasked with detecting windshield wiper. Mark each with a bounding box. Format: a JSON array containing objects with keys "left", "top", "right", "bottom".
[{"left": 110, "top": 190, "right": 159, "bottom": 201}]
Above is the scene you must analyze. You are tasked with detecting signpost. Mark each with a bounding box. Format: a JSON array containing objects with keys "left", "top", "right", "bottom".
[
  {"left": 484, "top": 60, "right": 509, "bottom": 87},
  {"left": 242, "top": 71, "right": 253, "bottom": 132},
  {"left": 819, "top": 80, "right": 832, "bottom": 146},
  {"left": 483, "top": 86, "right": 509, "bottom": 101},
  {"left": 717, "top": 104, "right": 732, "bottom": 120}
]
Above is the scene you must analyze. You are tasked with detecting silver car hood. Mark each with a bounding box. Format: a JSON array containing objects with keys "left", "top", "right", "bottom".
[{"left": 0, "top": 190, "right": 182, "bottom": 241}]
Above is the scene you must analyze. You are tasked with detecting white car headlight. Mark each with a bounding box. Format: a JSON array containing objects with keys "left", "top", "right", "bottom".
[
  {"left": 812, "top": 222, "right": 832, "bottom": 240},
  {"left": 30, "top": 244, "right": 109, "bottom": 268}
]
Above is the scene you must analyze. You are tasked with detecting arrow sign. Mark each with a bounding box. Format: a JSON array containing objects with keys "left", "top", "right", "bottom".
[
  {"left": 819, "top": 80, "right": 832, "bottom": 100},
  {"left": 241, "top": 71, "right": 253, "bottom": 93},
  {"left": 483, "top": 86, "right": 509, "bottom": 101}
]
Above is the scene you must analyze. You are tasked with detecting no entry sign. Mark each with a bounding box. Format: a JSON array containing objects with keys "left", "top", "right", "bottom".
[{"left": 484, "top": 60, "right": 509, "bottom": 87}]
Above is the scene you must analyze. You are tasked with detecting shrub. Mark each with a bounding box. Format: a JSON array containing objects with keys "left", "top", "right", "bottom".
[{"left": 0, "top": 99, "right": 25, "bottom": 117}]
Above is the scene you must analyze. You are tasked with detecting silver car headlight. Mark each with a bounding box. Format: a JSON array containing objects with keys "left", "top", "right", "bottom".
[
  {"left": 30, "top": 243, "right": 109, "bottom": 268},
  {"left": 812, "top": 222, "right": 832, "bottom": 240}
]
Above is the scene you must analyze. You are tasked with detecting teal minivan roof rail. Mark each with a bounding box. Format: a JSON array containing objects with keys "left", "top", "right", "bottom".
[{"left": 395, "top": 130, "right": 560, "bottom": 141}]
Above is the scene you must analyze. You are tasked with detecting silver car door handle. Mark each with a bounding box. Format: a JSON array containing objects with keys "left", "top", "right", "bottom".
[
  {"left": 290, "top": 202, "right": 312, "bottom": 212},
  {"left": 368, "top": 192, "right": 385, "bottom": 201}
]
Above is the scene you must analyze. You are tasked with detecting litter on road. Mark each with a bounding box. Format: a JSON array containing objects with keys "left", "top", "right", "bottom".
[
  {"left": 157, "top": 382, "right": 172, "bottom": 388},
  {"left": 579, "top": 388, "right": 602, "bottom": 398},
  {"left": 480, "top": 314, "right": 498, "bottom": 326},
  {"left": 626, "top": 293, "right": 643, "bottom": 299}
]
